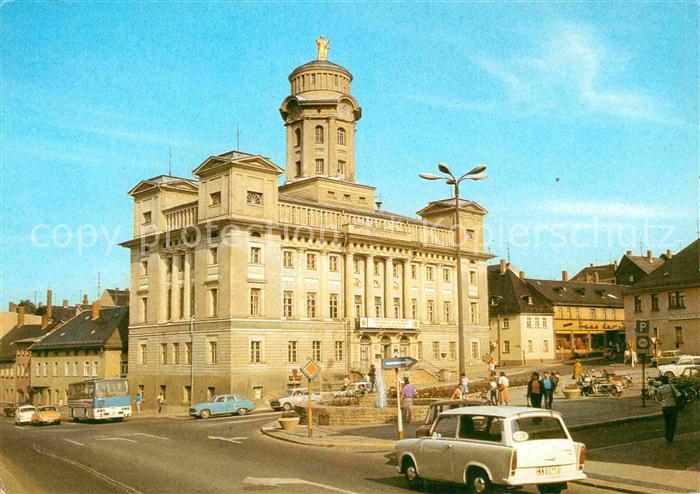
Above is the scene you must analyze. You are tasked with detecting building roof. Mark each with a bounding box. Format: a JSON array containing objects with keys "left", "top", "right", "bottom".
[
  {"left": 487, "top": 265, "right": 552, "bottom": 316},
  {"left": 49, "top": 305, "right": 82, "bottom": 322},
  {"left": 0, "top": 322, "right": 57, "bottom": 362},
  {"left": 623, "top": 254, "right": 663, "bottom": 274},
  {"left": 572, "top": 263, "right": 616, "bottom": 283},
  {"left": 30, "top": 307, "right": 128, "bottom": 352},
  {"left": 526, "top": 278, "right": 624, "bottom": 308},
  {"left": 102, "top": 289, "right": 130, "bottom": 307},
  {"left": 626, "top": 239, "right": 700, "bottom": 291},
  {"left": 289, "top": 59, "right": 353, "bottom": 80}
]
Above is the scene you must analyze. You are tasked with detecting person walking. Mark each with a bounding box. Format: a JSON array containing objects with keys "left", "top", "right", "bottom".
[
  {"left": 542, "top": 371, "right": 555, "bottom": 409},
  {"left": 573, "top": 359, "right": 583, "bottom": 381},
  {"left": 342, "top": 375, "right": 351, "bottom": 391},
  {"left": 401, "top": 378, "right": 417, "bottom": 423},
  {"left": 460, "top": 373, "right": 469, "bottom": 396},
  {"left": 527, "top": 372, "right": 543, "bottom": 408},
  {"left": 368, "top": 364, "right": 376, "bottom": 392},
  {"left": 135, "top": 393, "right": 142, "bottom": 413},
  {"left": 498, "top": 372, "right": 510, "bottom": 405},
  {"left": 657, "top": 375, "right": 680, "bottom": 444},
  {"left": 488, "top": 361, "right": 496, "bottom": 378},
  {"left": 156, "top": 392, "right": 165, "bottom": 414},
  {"left": 489, "top": 377, "right": 498, "bottom": 404},
  {"left": 623, "top": 348, "right": 630, "bottom": 366},
  {"left": 630, "top": 349, "right": 637, "bottom": 368}
]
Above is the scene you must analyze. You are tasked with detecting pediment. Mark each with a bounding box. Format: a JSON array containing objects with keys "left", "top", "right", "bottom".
[
  {"left": 417, "top": 199, "right": 488, "bottom": 218},
  {"left": 193, "top": 154, "right": 284, "bottom": 178},
  {"left": 128, "top": 177, "right": 199, "bottom": 197}
]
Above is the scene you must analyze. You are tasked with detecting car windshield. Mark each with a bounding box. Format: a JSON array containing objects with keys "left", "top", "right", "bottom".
[
  {"left": 512, "top": 416, "right": 568, "bottom": 441},
  {"left": 39, "top": 406, "right": 56, "bottom": 412}
]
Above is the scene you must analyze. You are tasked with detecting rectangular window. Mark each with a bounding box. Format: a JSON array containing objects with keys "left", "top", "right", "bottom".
[
  {"left": 337, "top": 128, "right": 345, "bottom": 145},
  {"left": 443, "top": 268, "right": 451, "bottom": 282},
  {"left": 449, "top": 341, "right": 457, "bottom": 360},
  {"left": 337, "top": 160, "right": 345, "bottom": 177},
  {"left": 173, "top": 343, "right": 180, "bottom": 365},
  {"left": 140, "top": 343, "right": 147, "bottom": 365},
  {"left": 674, "top": 326, "right": 684, "bottom": 347},
  {"left": 209, "top": 247, "right": 218, "bottom": 265},
  {"left": 542, "top": 318, "right": 547, "bottom": 328},
  {"left": 140, "top": 260, "right": 148, "bottom": 276},
  {"left": 142, "top": 211, "right": 152, "bottom": 224},
  {"left": 502, "top": 317, "right": 509, "bottom": 329},
  {"left": 73, "top": 361, "right": 79, "bottom": 376},
  {"left": 374, "top": 263, "right": 381, "bottom": 276},
  {"left": 589, "top": 309, "right": 596, "bottom": 319},
  {"left": 64, "top": 362, "right": 70, "bottom": 376},
  {"left": 295, "top": 161, "right": 302, "bottom": 177},
  {"left": 411, "top": 264, "right": 417, "bottom": 279},
  {"left": 534, "top": 317, "right": 539, "bottom": 328},
  {"left": 283, "top": 291, "right": 293, "bottom": 318},
  {"left": 527, "top": 340, "right": 533, "bottom": 353},
  {"left": 92, "top": 361, "right": 98, "bottom": 376},
  {"left": 179, "top": 287, "right": 185, "bottom": 319},
  {"left": 443, "top": 302, "right": 451, "bottom": 323},
  {"left": 392, "top": 263, "right": 400, "bottom": 278},
  {"left": 417, "top": 341, "right": 423, "bottom": 360},
  {"left": 427, "top": 300, "right": 435, "bottom": 323},
  {"left": 334, "top": 341, "right": 344, "bottom": 362},
  {"left": 329, "top": 255, "right": 339, "bottom": 272},
  {"left": 669, "top": 291, "right": 686, "bottom": 309},
  {"left": 82, "top": 361, "right": 89, "bottom": 376},
  {"left": 469, "top": 270, "right": 477, "bottom": 284},
  {"left": 634, "top": 296, "right": 642, "bottom": 312},
  {"left": 250, "top": 247, "right": 261, "bottom": 264},
  {"left": 394, "top": 297, "right": 401, "bottom": 318},
  {"left": 250, "top": 288, "right": 261, "bottom": 316},
  {"left": 208, "top": 340, "right": 218, "bottom": 365},
  {"left": 411, "top": 299, "right": 417, "bottom": 319},
  {"left": 503, "top": 340, "right": 510, "bottom": 354},
  {"left": 353, "top": 259, "right": 361, "bottom": 274},
  {"left": 470, "top": 341, "right": 480, "bottom": 360},
  {"left": 288, "top": 341, "right": 298, "bottom": 363},
  {"left": 283, "top": 251, "right": 293, "bottom": 268},
  {"left": 246, "top": 191, "right": 263, "bottom": 205},
  {"left": 209, "top": 191, "right": 221, "bottom": 206},
  {"left": 312, "top": 341, "right": 321, "bottom": 361},
  {"left": 160, "top": 344, "right": 168, "bottom": 365},
  {"left": 329, "top": 293, "right": 339, "bottom": 319},
  {"left": 426, "top": 266, "right": 434, "bottom": 281},
  {"left": 432, "top": 341, "right": 440, "bottom": 360},
  {"left": 166, "top": 289, "right": 173, "bottom": 320},
  {"left": 306, "top": 292, "right": 317, "bottom": 318},
  {"left": 209, "top": 288, "right": 219, "bottom": 317},
  {"left": 526, "top": 317, "right": 532, "bottom": 328},
  {"left": 374, "top": 296, "right": 382, "bottom": 318},
  {"left": 315, "top": 158, "right": 324, "bottom": 174},
  {"left": 354, "top": 295, "right": 363, "bottom": 318},
  {"left": 543, "top": 340, "right": 550, "bottom": 353},
  {"left": 184, "top": 385, "right": 191, "bottom": 403},
  {"left": 307, "top": 253, "right": 317, "bottom": 270},
  {"left": 470, "top": 302, "right": 478, "bottom": 324},
  {"left": 185, "top": 342, "right": 192, "bottom": 365}
]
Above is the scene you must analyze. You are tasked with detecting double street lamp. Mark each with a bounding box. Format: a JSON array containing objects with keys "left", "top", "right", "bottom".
[{"left": 420, "top": 163, "right": 488, "bottom": 377}]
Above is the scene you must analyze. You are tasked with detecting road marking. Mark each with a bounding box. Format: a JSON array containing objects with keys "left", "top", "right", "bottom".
[
  {"left": 64, "top": 439, "right": 84, "bottom": 446},
  {"left": 32, "top": 444, "right": 142, "bottom": 494},
  {"left": 208, "top": 435, "right": 248, "bottom": 444},
  {"left": 197, "top": 416, "right": 276, "bottom": 427},
  {"left": 243, "top": 477, "right": 359, "bottom": 493},
  {"left": 122, "top": 432, "right": 169, "bottom": 440},
  {"left": 588, "top": 431, "right": 699, "bottom": 452},
  {"left": 96, "top": 437, "right": 138, "bottom": 443}
]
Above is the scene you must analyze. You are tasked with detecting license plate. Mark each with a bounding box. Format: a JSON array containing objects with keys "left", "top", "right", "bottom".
[{"left": 537, "top": 466, "right": 561, "bottom": 476}]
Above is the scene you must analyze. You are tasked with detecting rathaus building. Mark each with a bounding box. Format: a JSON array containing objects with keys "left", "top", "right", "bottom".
[{"left": 122, "top": 41, "right": 493, "bottom": 406}]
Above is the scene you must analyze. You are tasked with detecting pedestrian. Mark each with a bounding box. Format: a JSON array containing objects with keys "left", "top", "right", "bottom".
[
  {"left": 460, "top": 373, "right": 469, "bottom": 396},
  {"left": 488, "top": 361, "right": 496, "bottom": 378},
  {"left": 156, "top": 392, "right": 164, "bottom": 414},
  {"left": 342, "top": 375, "right": 351, "bottom": 391},
  {"left": 135, "top": 393, "right": 142, "bottom": 413},
  {"left": 401, "top": 378, "right": 417, "bottom": 423},
  {"left": 631, "top": 349, "right": 637, "bottom": 368},
  {"left": 527, "top": 372, "right": 543, "bottom": 408},
  {"left": 451, "top": 384, "right": 463, "bottom": 400},
  {"left": 657, "top": 375, "right": 680, "bottom": 444},
  {"left": 497, "top": 372, "right": 510, "bottom": 405},
  {"left": 368, "top": 364, "right": 376, "bottom": 392},
  {"left": 623, "top": 348, "right": 630, "bottom": 366},
  {"left": 573, "top": 359, "right": 583, "bottom": 381},
  {"left": 489, "top": 377, "right": 498, "bottom": 404},
  {"left": 551, "top": 371, "right": 562, "bottom": 397},
  {"left": 542, "top": 371, "right": 554, "bottom": 409}
]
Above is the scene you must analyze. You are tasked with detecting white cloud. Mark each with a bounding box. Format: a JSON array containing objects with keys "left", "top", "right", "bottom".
[{"left": 536, "top": 199, "right": 669, "bottom": 219}]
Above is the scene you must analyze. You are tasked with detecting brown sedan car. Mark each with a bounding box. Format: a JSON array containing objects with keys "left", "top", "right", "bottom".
[{"left": 415, "top": 398, "right": 490, "bottom": 437}]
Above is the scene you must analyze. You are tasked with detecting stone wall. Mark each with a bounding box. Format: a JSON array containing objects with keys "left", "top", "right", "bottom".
[{"left": 295, "top": 404, "right": 428, "bottom": 426}]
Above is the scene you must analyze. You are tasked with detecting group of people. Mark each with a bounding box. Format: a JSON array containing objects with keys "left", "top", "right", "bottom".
[
  {"left": 133, "top": 392, "right": 165, "bottom": 413},
  {"left": 526, "top": 371, "right": 560, "bottom": 409},
  {"left": 623, "top": 348, "right": 638, "bottom": 367},
  {"left": 342, "top": 364, "right": 377, "bottom": 393}
]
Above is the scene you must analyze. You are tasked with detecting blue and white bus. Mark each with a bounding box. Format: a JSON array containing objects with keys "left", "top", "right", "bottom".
[{"left": 67, "top": 378, "right": 132, "bottom": 422}]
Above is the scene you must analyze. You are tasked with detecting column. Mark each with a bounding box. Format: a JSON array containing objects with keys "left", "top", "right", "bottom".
[
  {"left": 344, "top": 252, "right": 354, "bottom": 319},
  {"left": 319, "top": 251, "right": 329, "bottom": 319},
  {"left": 417, "top": 261, "right": 426, "bottom": 323},
  {"left": 402, "top": 259, "right": 411, "bottom": 319},
  {"left": 170, "top": 254, "right": 180, "bottom": 320},
  {"left": 435, "top": 264, "right": 442, "bottom": 324},
  {"left": 183, "top": 252, "right": 191, "bottom": 319},
  {"left": 365, "top": 255, "right": 374, "bottom": 318},
  {"left": 158, "top": 254, "right": 168, "bottom": 322},
  {"left": 384, "top": 257, "right": 393, "bottom": 318},
  {"left": 296, "top": 248, "right": 306, "bottom": 318}
]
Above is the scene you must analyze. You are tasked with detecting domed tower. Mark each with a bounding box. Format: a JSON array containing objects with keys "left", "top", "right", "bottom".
[{"left": 279, "top": 37, "right": 362, "bottom": 184}]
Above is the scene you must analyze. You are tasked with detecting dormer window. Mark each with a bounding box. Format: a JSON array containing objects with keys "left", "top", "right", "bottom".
[
  {"left": 490, "top": 296, "right": 500, "bottom": 306},
  {"left": 142, "top": 211, "right": 152, "bottom": 225},
  {"left": 209, "top": 191, "right": 221, "bottom": 206},
  {"left": 520, "top": 295, "right": 533, "bottom": 305},
  {"left": 575, "top": 288, "right": 586, "bottom": 296}
]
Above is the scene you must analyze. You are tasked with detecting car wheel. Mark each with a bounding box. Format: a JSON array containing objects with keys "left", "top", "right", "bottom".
[
  {"left": 200, "top": 409, "right": 211, "bottom": 419},
  {"left": 664, "top": 372, "right": 675, "bottom": 378},
  {"left": 611, "top": 387, "right": 622, "bottom": 397},
  {"left": 467, "top": 467, "right": 492, "bottom": 494},
  {"left": 283, "top": 403, "right": 292, "bottom": 411},
  {"left": 56, "top": 420, "right": 61, "bottom": 425},
  {"left": 402, "top": 458, "right": 423, "bottom": 490},
  {"left": 237, "top": 408, "right": 248, "bottom": 416}
]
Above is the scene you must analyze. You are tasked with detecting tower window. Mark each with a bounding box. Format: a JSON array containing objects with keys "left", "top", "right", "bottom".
[
  {"left": 246, "top": 191, "right": 263, "bottom": 205},
  {"left": 295, "top": 161, "right": 302, "bottom": 177},
  {"left": 315, "top": 159, "right": 324, "bottom": 174},
  {"left": 294, "top": 128, "right": 301, "bottom": 147},
  {"left": 337, "top": 128, "right": 346, "bottom": 145},
  {"left": 338, "top": 160, "right": 345, "bottom": 177},
  {"left": 314, "top": 126, "right": 324, "bottom": 144}
]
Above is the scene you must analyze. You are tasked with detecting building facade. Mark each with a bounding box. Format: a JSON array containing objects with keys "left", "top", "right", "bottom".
[
  {"left": 122, "top": 42, "right": 493, "bottom": 406},
  {"left": 624, "top": 239, "right": 700, "bottom": 357}
]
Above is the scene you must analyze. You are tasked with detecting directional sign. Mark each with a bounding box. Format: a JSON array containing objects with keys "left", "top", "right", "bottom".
[
  {"left": 300, "top": 359, "right": 320, "bottom": 380},
  {"left": 636, "top": 320, "right": 650, "bottom": 334},
  {"left": 382, "top": 356, "right": 418, "bottom": 370},
  {"left": 636, "top": 335, "right": 651, "bottom": 355}
]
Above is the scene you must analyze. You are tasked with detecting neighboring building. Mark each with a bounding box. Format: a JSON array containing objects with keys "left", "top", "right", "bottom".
[
  {"left": 1, "top": 304, "right": 41, "bottom": 339},
  {"left": 487, "top": 261, "right": 555, "bottom": 366},
  {"left": 624, "top": 239, "right": 700, "bottom": 356},
  {"left": 572, "top": 263, "right": 617, "bottom": 284},
  {"left": 615, "top": 250, "right": 663, "bottom": 286},
  {"left": 100, "top": 288, "right": 130, "bottom": 307},
  {"left": 121, "top": 40, "right": 493, "bottom": 406},
  {"left": 29, "top": 302, "right": 128, "bottom": 406},
  {"left": 527, "top": 271, "right": 625, "bottom": 359}
]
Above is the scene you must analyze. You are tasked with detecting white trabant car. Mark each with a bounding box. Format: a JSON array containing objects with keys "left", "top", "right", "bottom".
[
  {"left": 396, "top": 406, "right": 586, "bottom": 494},
  {"left": 14, "top": 405, "right": 36, "bottom": 425}
]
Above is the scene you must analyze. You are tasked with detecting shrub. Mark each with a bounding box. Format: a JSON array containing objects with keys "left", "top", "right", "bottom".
[{"left": 280, "top": 411, "right": 299, "bottom": 418}]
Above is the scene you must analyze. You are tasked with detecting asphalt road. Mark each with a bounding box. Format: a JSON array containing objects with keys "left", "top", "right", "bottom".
[{"left": 1, "top": 409, "right": 697, "bottom": 494}]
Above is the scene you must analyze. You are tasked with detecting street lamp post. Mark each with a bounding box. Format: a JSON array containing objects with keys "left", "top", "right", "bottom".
[{"left": 420, "top": 163, "right": 487, "bottom": 377}]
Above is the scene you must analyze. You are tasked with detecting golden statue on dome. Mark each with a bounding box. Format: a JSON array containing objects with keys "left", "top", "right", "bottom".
[{"left": 316, "top": 35, "right": 331, "bottom": 60}]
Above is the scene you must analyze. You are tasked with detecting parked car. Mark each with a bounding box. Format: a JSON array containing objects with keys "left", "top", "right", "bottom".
[
  {"left": 658, "top": 356, "right": 700, "bottom": 377},
  {"left": 270, "top": 388, "right": 322, "bottom": 411},
  {"left": 680, "top": 365, "right": 700, "bottom": 379},
  {"left": 416, "top": 398, "right": 490, "bottom": 438},
  {"left": 32, "top": 405, "right": 61, "bottom": 426},
  {"left": 397, "top": 406, "right": 586, "bottom": 494},
  {"left": 189, "top": 394, "right": 255, "bottom": 419},
  {"left": 14, "top": 405, "right": 36, "bottom": 425},
  {"left": 652, "top": 350, "right": 685, "bottom": 367},
  {"left": 333, "top": 382, "right": 370, "bottom": 398},
  {"left": 4, "top": 403, "right": 20, "bottom": 417}
]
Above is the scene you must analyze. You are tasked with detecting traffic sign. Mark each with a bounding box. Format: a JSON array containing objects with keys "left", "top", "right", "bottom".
[
  {"left": 636, "top": 335, "right": 651, "bottom": 355},
  {"left": 382, "top": 356, "right": 417, "bottom": 370},
  {"left": 300, "top": 359, "right": 320, "bottom": 380},
  {"left": 636, "top": 320, "right": 650, "bottom": 334}
]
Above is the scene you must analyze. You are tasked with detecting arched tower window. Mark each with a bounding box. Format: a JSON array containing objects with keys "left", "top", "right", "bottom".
[
  {"left": 294, "top": 128, "right": 301, "bottom": 147},
  {"left": 337, "top": 128, "right": 346, "bottom": 145},
  {"left": 314, "top": 126, "right": 324, "bottom": 144}
]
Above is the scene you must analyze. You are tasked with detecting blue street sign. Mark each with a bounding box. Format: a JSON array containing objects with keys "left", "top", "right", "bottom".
[{"left": 382, "top": 357, "right": 418, "bottom": 370}]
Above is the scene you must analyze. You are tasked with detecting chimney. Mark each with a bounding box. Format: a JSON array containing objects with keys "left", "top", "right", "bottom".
[
  {"left": 666, "top": 249, "right": 672, "bottom": 259},
  {"left": 46, "top": 289, "right": 53, "bottom": 320},
  {"left": 519, "top": 271, "right": 526, "bottom": 280},
  {"left": 499, "top": 259, "right": 507, "bottom": 275},
  {"left": 562, "top": 270, "right": 568, "bottom": 283},
  {"left": 62, "top": 299, "right": 69, "bottom": 308},
  {"left": 41, "top": 312, "right": 50, "bottom": 329},
  {"left": 594, "top": 272, "right": 600, "bottom": 283},
  {"left": 91, "top": 301, "right": 100, "bottom": 321},
  {"left": 8, "top": 302, "right": 16, "bottom": 312},
  {"left": 613, "top": 260, "right": 618, "bottom": 270},
  {"left": 82, "top": 294, "right": 89, "bottom": 305},
  {"left": 589, "top": 263, "right": 594, "bottom": 267},
  {"left": 626, "top": 250, "right": 632, "bottom": 256},
  {"left": 646, "top": 250, "right": 653, "bottom": 261},
  {"left": 17, "top": 306, "right": 25, "bottom": 327}
]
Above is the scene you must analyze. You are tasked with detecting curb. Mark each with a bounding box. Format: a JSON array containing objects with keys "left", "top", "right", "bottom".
[
  {"left": 260, "top": 422, "right": 395, "bottom": 451},
  {"left": 568, "top": 412, "right": 661, "bottom": 432}
]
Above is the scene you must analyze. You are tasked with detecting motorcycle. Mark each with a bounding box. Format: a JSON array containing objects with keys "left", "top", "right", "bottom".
[{"left": 579, "top": 374, "right": 623, "bottom": 397}]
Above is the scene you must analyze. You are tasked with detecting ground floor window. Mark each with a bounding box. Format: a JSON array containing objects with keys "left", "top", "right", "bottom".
[
  {"left": 360, "top": 337, "right": 370, "bottom": 367},
  {"left": 207, "top": 387, "right": 215, "bottom": 401},
  {"left": 183, "top": 385, "right": 191, "bottom": 403}
]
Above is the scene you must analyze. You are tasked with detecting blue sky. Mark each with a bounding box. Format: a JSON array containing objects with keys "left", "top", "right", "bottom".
[{"left": 1, "top": 2, "right": 698, "bottom": 307}]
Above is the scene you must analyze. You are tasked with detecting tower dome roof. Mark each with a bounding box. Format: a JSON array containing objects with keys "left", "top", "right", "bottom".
[{"left": 288, "top": 59, "right": 353, "bottom": 81}]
